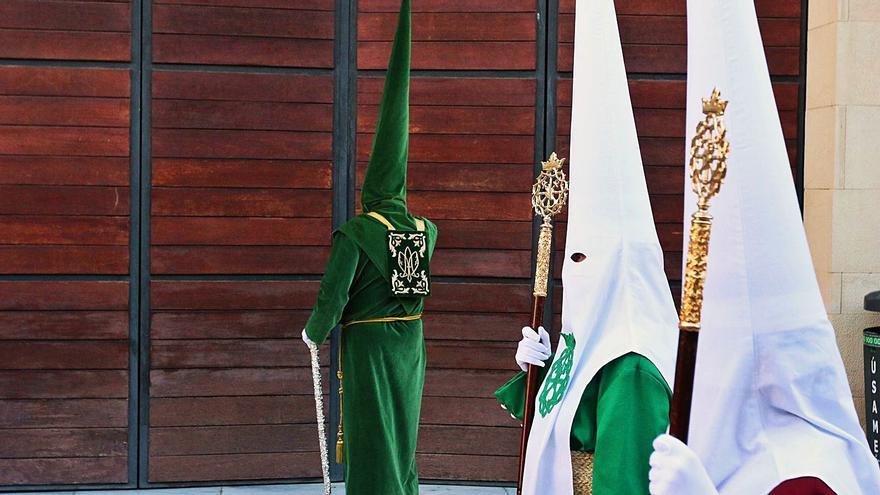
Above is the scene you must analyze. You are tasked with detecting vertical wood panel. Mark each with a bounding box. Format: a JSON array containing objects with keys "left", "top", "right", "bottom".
[
  {"left": 0, "top": 282, "right": 130, "bottom": 486},
  {"left": 147, "top": 0, "right": 336, "bottom": 484},
  {"left": 0, "top": 3, "right": 133, "bottom": 487}
]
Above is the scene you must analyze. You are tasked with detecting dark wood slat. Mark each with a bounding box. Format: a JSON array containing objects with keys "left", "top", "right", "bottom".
[
  {"left": 0, "top": 125, "right": 129, "bottom": 157},
  {"left": 150, "top": 368, "right": 321, "bottom": 398},
  {"left": 427, "top": 342, "right": 516, "bottom": 370},
  {"left": 0, "top": 66, "right": 129, "bottom": 98},
  {"left": 149, "top": 452, "right": 318, "bottom": 482},
  {"left": 0, "top": 311, "right": 128, "bottom": 340},
  {"left": 358, "top": 105, "right": 535, "bottom": 135},
  {"left": 151, "top": 280, "right": 318, "bottom": 310},
  {"left": 0, "top": 399, "right": 128, "bottom": 428},
  {"left": 0, "top": 0, "right": 131, "bottom": 32},
  {"left": 359, "top": 41, "right": 535, "bottom": 70},
  {"left": 0, "top": 342, "right": 128, "bottom": 370},
  {"left": 151, "top": 395, "right": 320, "bottom": 426},
  {"left": 419, "top": 425, "right": 519, "bottom": 456},
  {"left": 0, "top": 186, "right": 129, "bottom": 215},
  {"left": 0, "top": 30, "right": 130, "bottom": 62},
  {"left": 0, "top": 370, "right": 128, "bottom": 399},
  {"left": 150, "top": 310, "right": 310, "bottom": 340},
  {"left": 152, "top": 129, "right": 331, "bottom": 160},
  {"left": 0, "top": 457, "right": 127, "bottom": 485},
  {"left": 152, "top": 188, "right": 330, "bottom": 217},
  {"left": 418, "top": 453, "right": 516, "bottom": 482},
  {"left": 151, "top": 217, "right": 330, "bottom": 246},
  {"left": 361, "top": 0, "right": 535, "bottom": 12},
  {"left": 359, "top": 13, "right": 535, "bottom": 41},
  {"left": 0, "top": 215, "right": 129, "bottom": 245},
  {"left": 0, "top": 281, "right": 128, "bottom": 310},
  {"left": 153, "top": 100, "right": 332, "bottom": 132},
  {"left": 431, "top": 220, "right": 532, "bottom": 250},
  {"left": 0, "top": 96, "right": 129, "bottom": 127},
  {"left": 151, "top": 339, "right": 312, "bottom": 369},
  {"left": 153, "top": 71, "right": 332, "bottom": 103},
  {"left": 421, "top": 396, "right": 516, "bottom": 427},
  {"left": 359, "top": 77, "right": 535, "bottom": 107},
  {"left": 431, "top": 248, "right": 531, "bottom": 278},
  {"left": 423, "top": 312, "right": 530, "bottom": 342},
  {"left": 153, "top": 35, "right": 333, "bottom": 68},
  {"left": 150, "top": 424, "right": 317, "bottom": 456},
  {"left": 0, "top": 156, "right": 129, "bottom": 186},
  {"left": 0, "top": 245, "right": 129, "bottom": 274},
  {"left": 357, "top": 134, "right": 534, "bottom": 164},
  {"left": 429, "top": 283, "right": 532, "bottom": 313},
  {"left": 156, "top": 0, "right": 334, "bottom": 9},
  {"left": 154, "top": 4, "right": 333, "bottom": 39},
  {"left": 423, "top": 369, "right": 516, "bottom": 398},
  {"left": 151, "top": 246, "right": 329, "bottom": 275},
  {"left": 377, "top": 191, "right": 532, "bottom": 222},
  {"left": 360, "top": 162, "right": 533, "bottom": 193},
  {"left": 152, "top": 159, "right": 331, "bottom": 189},
  {"left": 0, "top": 428, "right": 127, "bottom": 458}
]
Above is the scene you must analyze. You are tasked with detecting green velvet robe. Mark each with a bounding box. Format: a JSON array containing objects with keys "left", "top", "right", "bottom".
[
  {"left": 495, "top": 352, "right": 671, "bottom": 494},
  {"left": 305, "top": 212, "right": 437, "bottom": 495}
]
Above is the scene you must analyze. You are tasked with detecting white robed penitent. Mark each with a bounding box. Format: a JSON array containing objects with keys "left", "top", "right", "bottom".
[
  {"left": 684, "top": 0, "right": 880, "bottom": 493},
  {"left": 520, "top": 0, "right": 678, "bottom": 493}
]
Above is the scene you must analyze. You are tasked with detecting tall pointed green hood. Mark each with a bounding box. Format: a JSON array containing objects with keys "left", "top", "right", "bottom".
[{"left": 361, "top": 0, "right": 411, "bottom": 214}]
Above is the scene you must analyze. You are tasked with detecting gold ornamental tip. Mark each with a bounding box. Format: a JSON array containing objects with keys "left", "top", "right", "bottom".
[
  {"left": 689, "top": 89, "right": 730, "bottom": 208},
  {"left": 532, "top": 152, "right": 569, "bottom": 222},
  {"left": 702, "top": 87, "right": 729, "bottom": 116},
  {"left": 542, "top": 152, "right": 565, "bottom": 171}
]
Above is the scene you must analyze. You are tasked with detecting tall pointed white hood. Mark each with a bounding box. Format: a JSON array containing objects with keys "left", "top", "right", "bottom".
[
  {"left": 520, "top": 0, "right": 678, "bottom": 492},
  {"left": 685, "top": 1, "right": 880, "bottom": 493}
]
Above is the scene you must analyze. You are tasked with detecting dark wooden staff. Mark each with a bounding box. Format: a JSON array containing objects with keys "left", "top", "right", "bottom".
[
  {"left": 517, "top": 153, "right": 568, "bottom": 494},
  {"left": 669, "top": 88, "right": 730, "bottom": 442}
]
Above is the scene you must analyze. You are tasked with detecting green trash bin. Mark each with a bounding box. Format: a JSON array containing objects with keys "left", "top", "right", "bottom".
[{"left": 864, "top": 290, "right": 880, "bottom": 463}]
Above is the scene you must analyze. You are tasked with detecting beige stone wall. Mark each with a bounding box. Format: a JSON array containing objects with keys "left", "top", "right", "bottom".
[{"left": 804, "top": 0, "right": 880, "bottom": 425}]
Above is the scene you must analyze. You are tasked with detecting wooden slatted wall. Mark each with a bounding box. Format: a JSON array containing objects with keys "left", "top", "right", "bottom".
[
  {"left": 358, "top": 0, "right": 540, "bottom": 482},
  {"left": 0, "top": 0, "right": 133, "bottom": 488},
  {"left": 147, "top": 0, "right": 335, "bottom": 483},
  {"left": 0, "top": 0, "right": 807, "bottom": 489}
]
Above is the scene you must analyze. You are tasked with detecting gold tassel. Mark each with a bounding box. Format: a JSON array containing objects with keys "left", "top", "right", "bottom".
[{"left": 336, "top": 429, "right": 344, "bottom": 464}]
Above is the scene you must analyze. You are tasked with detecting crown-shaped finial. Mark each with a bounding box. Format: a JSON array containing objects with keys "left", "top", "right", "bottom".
[
  {"left": 542, "top": 152, "right": 565, "bottom": 171},
  {"left": 702, "top": 88, "right": 728, "bottom": 115}
]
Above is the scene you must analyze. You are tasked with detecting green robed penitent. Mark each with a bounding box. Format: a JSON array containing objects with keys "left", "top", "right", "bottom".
[{"left": 302, "top": 1, "right": 437, "bottom": 493}]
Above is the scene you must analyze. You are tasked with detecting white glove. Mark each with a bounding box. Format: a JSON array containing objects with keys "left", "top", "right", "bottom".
[
  {"left": 301, "top": 329, "right": 316, "bottom": 348},
  {"left": 649, "top": 434, "right": 719, "bottom": 495},
  {"left": 515, "top": 326, "right": 551, "bottom": 372}
]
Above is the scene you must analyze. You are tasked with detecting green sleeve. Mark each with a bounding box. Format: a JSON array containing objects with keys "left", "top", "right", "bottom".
[
  {"left": 494, "top": 366, "right": 549, "bottom": 421},
  {"left": 592, "top": 355, "right": 671, "bottom": 495},
  {"left": 303, "top": 233, "right": 360, "bottom": 346}
]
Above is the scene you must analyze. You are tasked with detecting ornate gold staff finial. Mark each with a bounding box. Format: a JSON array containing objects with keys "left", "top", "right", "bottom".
[
  {"left": 531, "top": 152, "right": 569, "bottom": 298},
  {"left": 679, "top": 88, "right": 730, "bottom": 332}
]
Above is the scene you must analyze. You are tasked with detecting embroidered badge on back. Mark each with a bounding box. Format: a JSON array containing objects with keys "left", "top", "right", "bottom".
[
  {"left": 539, "top": 332, "right": 576, "bottom": 417},
  {"left": 388, "top": 231, "right": 430, "bottom": 296}
]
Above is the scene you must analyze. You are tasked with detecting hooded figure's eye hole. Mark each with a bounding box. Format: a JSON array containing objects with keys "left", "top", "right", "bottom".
[{"left": 570, "top": 252, "right": 586, "bottom": 263}]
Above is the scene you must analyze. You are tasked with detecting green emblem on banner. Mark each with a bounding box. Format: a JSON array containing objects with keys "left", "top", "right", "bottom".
[
  {"left": 538, "top": 332, "right": 576, "bottom": 417},
  {"left": 388, "top": 231, "right": 430, "bottom": 296}
]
